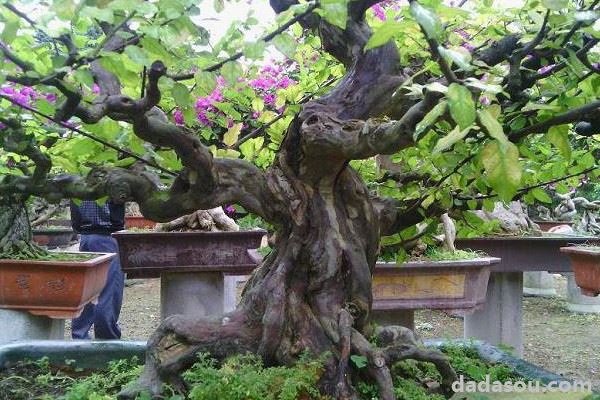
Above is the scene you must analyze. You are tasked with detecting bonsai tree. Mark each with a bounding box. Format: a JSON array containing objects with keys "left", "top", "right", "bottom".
[{"left": 1, "top": 0, "right": 599, "bottom": 398}]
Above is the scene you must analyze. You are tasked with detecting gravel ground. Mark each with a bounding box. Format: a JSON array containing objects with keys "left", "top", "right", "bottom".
[{"left": 109, "top": 274, "right": 600, "bottom": 390}]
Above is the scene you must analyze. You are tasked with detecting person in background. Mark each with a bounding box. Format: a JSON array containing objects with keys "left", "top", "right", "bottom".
[{"left": 70, "top": 200, "right": 125, "bottom": 339}]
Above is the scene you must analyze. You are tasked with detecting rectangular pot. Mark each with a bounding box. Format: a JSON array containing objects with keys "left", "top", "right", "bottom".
[
  {"left": 112, "top": 230, "right": 266, "bottom": 278},
  {"left": 372, "top": 257, "right": 498, "bottom": 312},
  {"left": 32, "top": 229, "right": 75, "bottom": 249},
  {"left": 456, "top": 235, "right": 599, "bottom": 273},
  {"left": 560, "top": 247, "right": 600, "bottom": 297},
  {"left": 0, "top": 253, "right": 115, "bottom": 318},
  {"left": 125, "top": 216, "right": 157, "bottom": 229}
]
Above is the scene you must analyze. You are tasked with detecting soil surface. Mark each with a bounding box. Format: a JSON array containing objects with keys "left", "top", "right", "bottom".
[{"left": 84, "top": 275, "right": 600, "bottom": 391}]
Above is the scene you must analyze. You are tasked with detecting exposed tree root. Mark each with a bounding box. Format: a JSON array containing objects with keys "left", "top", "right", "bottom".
[
  {"left": 117, "top": 311, "right": 260, "bottom": 399},
  {"left": 118, "top": 315, "right": 457, "bottom": 400}
]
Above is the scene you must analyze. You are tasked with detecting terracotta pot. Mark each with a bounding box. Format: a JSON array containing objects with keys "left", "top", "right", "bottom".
[
  {"left": 560, "top": 246, "right": 600, "bottom": 297},
  {"left": 125, "top": 216, "right": 157, "bottom": 229},
  {"left": 112, "top": 230, "right": 266, "bottom": 278},
  {"left": 533, "top": 220, "right": 574, "bottom": 232},
  {"left": 0, "top": 253, "right": 115, "bottom": 318},
  {"left": 32, "top": 229, "right": 75, "bottom": 248},
  {"left": 372, "top": 257, "right": 498, "bottom": 313}
]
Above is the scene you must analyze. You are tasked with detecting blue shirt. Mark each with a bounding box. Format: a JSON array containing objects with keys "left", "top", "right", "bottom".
[{"left": 70, "top": 200, "right": 125, "bottom": 234}]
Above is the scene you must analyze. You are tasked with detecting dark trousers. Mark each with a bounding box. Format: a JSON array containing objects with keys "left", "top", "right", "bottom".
[{"left": 71, "top": 234, "right": 124, "bottom": 339}]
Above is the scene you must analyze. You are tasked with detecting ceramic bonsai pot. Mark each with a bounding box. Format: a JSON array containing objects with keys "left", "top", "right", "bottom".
[
  {"left": 112, "top": 229, "right": 266, "bottom": 278},
  {"left": 32, "top": 228, "right": 75, "bottom": 248},
  {"left": 533, "top": 220, "right": 574, "bottom": 232},
  {"left": 0, "top": 253, "right": 115, "bottom": 318},
  {"left": 372, "top": 257, "right": 499, "bottom": 313},
  {"left": 560, "top": 246, "right": 600, "bottom": 297},
  {"left": 124, "top": 216, "right": 157, "bottom": 229}
]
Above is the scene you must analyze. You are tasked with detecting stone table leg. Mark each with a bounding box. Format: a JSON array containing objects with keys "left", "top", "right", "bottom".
[
  {"left": 160, "top": 272, "right": 224, "bottom": 320},
  {"left": 0, "top": 310, "right": 64, "bottom": 343},
  {"left": 370, "top": 309, "right": 415, "bottom": 331},
  {"left": 565, "top": 273, "right": 600, "bottom": 313},
  {"left": 523, "top": 271, "right": 556, "bottom": 297},
  {"left": 464, "top": 272, "right": 523, "bottom": 356}
]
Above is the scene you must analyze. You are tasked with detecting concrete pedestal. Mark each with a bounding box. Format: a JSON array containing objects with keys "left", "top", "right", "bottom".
[
  {"left": 0, "top": 309, "right": 64, "bottom": 343},
  {"left": 565, "top": 273, "right": 600, "bottom": 313},
  {"left": 370, "top": 309, "right": 415, "bottom": 331},
  {"left": 223, "top": 275, "right": 249, "bottom": 313},
  {"left": 160, "top": 272, "right": 224, "bottom": 319},
  {"left": 464, "top": 272, "right": 523, "bottom": 356},
  {"left": 523, "top": 271, "right": 556, "bottom": 297}
]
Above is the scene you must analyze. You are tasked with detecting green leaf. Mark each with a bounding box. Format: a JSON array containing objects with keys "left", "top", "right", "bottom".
[
  {"left": 414, "top": 101, "right": 447, "bottom": 140},
  {"left": 542, "top": 0, "right": 568, "bottom": 10},
  {"left": 410, "top": 2, "right": 442, "bottom": 41},
  {"left": 124, "top": 45, "right": 149, "bottom": 66},
  {"left": 318, "top": 0, "right": 349, "bottom": 30},
  {"left": 1, "top": 20, "right": 19, "bottom": 44},
  {"left": 546, "top": 125, "right": 572, "bottom": 159},
  {"left": 438, "top": 46, "right": 473, "bottom": 71},
  {"left": 221, "top": 61, "right": 243, "bottom": 85},
  {"left": 273, "top": 33, "right": 297, "bottom": 59},
  {"left": 214, "top": 0, "right": 224, "bottom": 13},
  {"left": 447, "top": 83, "right": 476, "bottom": 130},
  {"left": 194, "top": 71, "right": 217, "bottom": 94},
  {"left": 365, "top": 21, "right": 401, "bottom": 50},
  {"left": 433, "top": 125, "right": 471, "bottom": 153},
  {"left": 532, "top": 188, "right": 552, "bottom": 203},
  {"left": 350, "top": 355, "right": 368, "bottom": 369},
  {"left": 244, "top": 41, "right": 266, "bottom": 60},
  {"left": 481, "top": 141, "right": 522, "bottom": 202},
  {"left": 171, "top": 83, "right": 191, "bottom": 108},
  {"left": 478, "top": 108, "right": 508, "bottom": 146},
  {"left": 223, "top": 123, "right": 243, "bottom": 146}
]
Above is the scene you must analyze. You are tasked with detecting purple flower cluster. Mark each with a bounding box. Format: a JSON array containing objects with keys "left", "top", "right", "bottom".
[
  {"left": 175, "top": 62, "right": 296, "bottom": 127},
  {"left": 1, "top": 84, "right": 57, "bottom": 107}
]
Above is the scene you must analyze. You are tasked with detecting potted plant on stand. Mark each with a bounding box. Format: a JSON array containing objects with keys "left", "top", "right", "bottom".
[
  {"left": 560, "top": 245, "right": 600, "bottom": 297},
  {"left": 113, "top": 206, "right": 266, "bottom": 319},
  {"left": 0, "top": 122, "right": 114, "bottom": 342}
]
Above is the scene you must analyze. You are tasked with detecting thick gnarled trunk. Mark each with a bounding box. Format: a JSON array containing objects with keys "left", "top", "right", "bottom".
[
  {"left": 119, "top": 122, "right": 456, "bottom": 400},
  {"left": 0, "top": 196, "right": 44, "bottom": 258}
]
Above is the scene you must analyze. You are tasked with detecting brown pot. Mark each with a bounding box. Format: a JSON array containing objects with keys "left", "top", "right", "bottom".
[
  {"left": 534, "top": 220, "right": 574, "bottom": 232},
  {"left": 32, "top": 229, "right": 75, "bottom": 248},
  {"left": 560, "top": 246, "right": 600, "bottom": 296},
  {"left": 372, "top": 257, "right": 499, "bottom": 313},
  {"left": 112, "top": 230, "right": 266, "bottom": 278},
  {"left": 0, "top": 253, "right": 114, "bottom": 318},
  {"left": 125, "top": 216, "right": 157, "bottom": 229}
]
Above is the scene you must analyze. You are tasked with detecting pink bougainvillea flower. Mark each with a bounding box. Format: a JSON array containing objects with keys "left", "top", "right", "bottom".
[
  {"left": 263, "top": 93, "right": 276, "bottom": 106},
  {"left": 173, "top": 109, "right": 184, "bottom": 125},
  {"left": 224, "top": 205, "right": 236, "bottom": 216},
  {"left": 372, "top": 3, "right": 386, "bottom": 20},
  {"left": 538, "top": 64, "right": 555, "bottom": 75},
  {"left": 461, "top": 42, "right": 476, "bottom": 52}
]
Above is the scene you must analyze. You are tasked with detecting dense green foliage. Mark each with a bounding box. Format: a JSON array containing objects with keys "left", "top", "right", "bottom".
[
  {"left": 2, "top": 0, "right": 599, "bottom": 243},
  {"left": 0, "top": 344, "right": 525, "bottom": 400}
]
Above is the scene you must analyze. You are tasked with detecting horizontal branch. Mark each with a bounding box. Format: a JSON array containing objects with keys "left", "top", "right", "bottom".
[{"left": 510, "top": 99, "right": 600, "bottom": 141}]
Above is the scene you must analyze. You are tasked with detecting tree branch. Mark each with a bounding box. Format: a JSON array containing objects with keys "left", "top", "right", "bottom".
[{"left": 510, "top": 99, "right": 600, "bottom": 141}]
